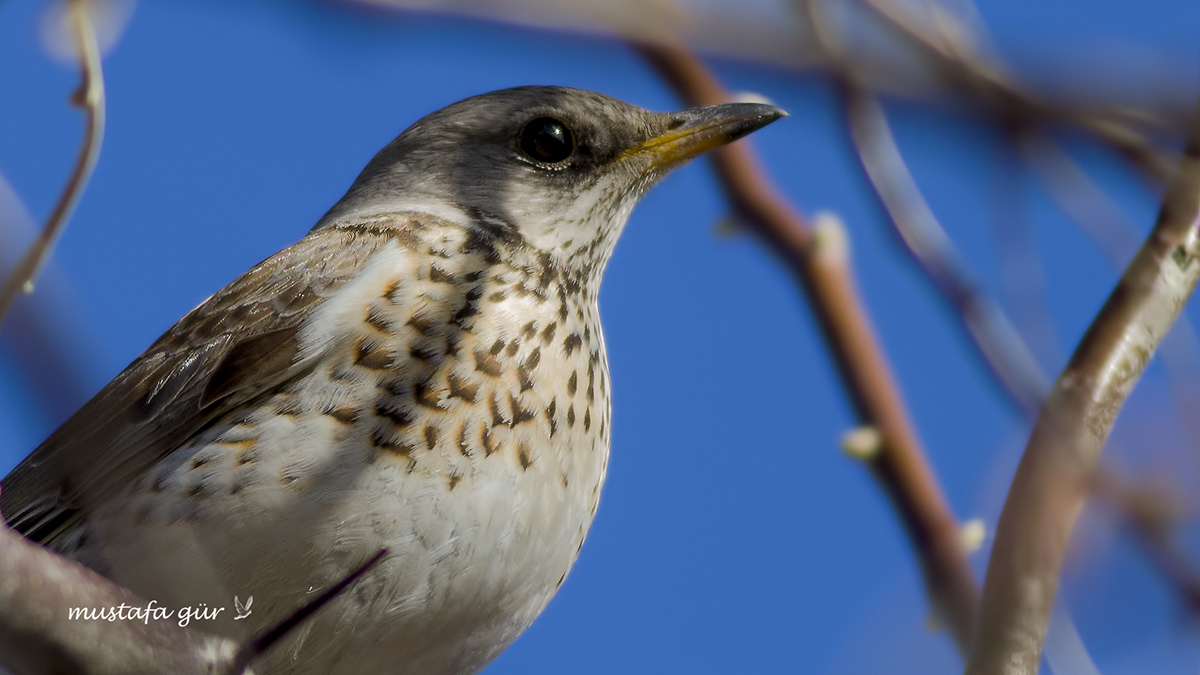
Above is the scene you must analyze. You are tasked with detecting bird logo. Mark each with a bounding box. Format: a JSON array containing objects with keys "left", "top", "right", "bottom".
[{"left": 233, "top": 595, "right": 253, "bottom": 620}]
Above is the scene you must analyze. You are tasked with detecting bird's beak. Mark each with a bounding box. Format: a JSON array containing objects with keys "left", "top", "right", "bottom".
[{"left": 621, "top": 102, "right": 786, "bottom": 169}]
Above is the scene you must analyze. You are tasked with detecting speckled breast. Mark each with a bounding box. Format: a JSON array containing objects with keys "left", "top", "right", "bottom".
[{"left": 77, "top": 216, "right": 614, "bottom": 674}]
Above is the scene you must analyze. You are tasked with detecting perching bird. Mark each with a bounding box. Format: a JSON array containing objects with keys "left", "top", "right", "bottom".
[{"left": 1, "top": 86, "right": 783, "bottom": 674}]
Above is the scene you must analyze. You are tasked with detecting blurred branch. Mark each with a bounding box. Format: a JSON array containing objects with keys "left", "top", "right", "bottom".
[
  {"left": 0, "top": 0, "right": 106, "bottom": 327},
  {"left": 0, "top": 176, "right": 96, "bottom": 423},
  {"left": 1092, "top": 472, "right": 1200, "bottom": 613},
  {"left": 842, "top": 84, "right": 1049, "bottom": 415},
  {"left": 987, "top": 141, "right": 1061, "bottom": 369},
  {"left": 1020, "top": 135, "right": 1143, "bottom": 268},
  {"left": 966, "top": 93, "right": 1200, "bottom": 675},
  {"left": 853, "top": 0, "right": 1179, "bottom": 185},
  {"left": 634, "top": 40, "right": 979, "bottom": 653}
]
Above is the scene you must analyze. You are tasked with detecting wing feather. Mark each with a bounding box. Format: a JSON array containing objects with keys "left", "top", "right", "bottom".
[{"left": 1, "top": 223, "right": 402, "bottom": 542}]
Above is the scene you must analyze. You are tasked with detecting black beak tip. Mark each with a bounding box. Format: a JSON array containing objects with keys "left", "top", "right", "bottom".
[{"left": 725, "top": 102, "right": 787, "bottom": 140}]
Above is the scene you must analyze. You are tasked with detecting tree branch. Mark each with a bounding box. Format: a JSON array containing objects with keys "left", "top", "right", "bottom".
[
  {"left": 0, "top": 0, "right": 106, "bottom": 327},
  {"left": 966, "top": 92, "right": 1200, "bottom": 675},
  {"left": 634, "top": 40, "right": 980, "bottom": 652}
]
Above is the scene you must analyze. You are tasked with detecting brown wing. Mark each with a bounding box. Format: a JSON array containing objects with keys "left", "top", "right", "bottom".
[{"left": 1, "top": 224, "right": 399, "bottom": 542}]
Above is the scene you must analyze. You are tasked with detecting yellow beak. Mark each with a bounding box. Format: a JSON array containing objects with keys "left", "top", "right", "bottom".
[{"left": 621, "top": 101, "right": 786, "bottom": 169}]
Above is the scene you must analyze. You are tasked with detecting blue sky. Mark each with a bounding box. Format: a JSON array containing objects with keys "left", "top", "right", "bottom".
[{"left": 2, "top": 1, "right": 1200, "bottom": 673}]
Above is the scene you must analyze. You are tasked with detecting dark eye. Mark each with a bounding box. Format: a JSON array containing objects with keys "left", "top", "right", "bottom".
[{"left": 519, "top": 117, "right": 574, "bottom": 164}]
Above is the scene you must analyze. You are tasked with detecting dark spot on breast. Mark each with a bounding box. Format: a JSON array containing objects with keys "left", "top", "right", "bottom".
[
  {"left": 517, "top": 366, "right": 535, "bottom": 393},
  {"left": 186, "top": 483, "right": 208, "bottom": 499},
  {"left": 586, "top": 363, "right": 595, "bottom": 402},
  {"left": 424, "top": 423, "right": 440, "bottom": 450},
  {"left": 517, "top": 442, "right": 533, "bottom": 470},
  {"left": 489, "top": 339, "right": 506, "bottom": 356},
  {"left": 407, "top": 312, "right": 435, "bottom": 336},
  {"left": 456, "top": 422, "right": 474, "bottom": 457},
  {"left": 522, "top": 321, "right": 538, "bottom": 340},
  {"left": 375, "top": 401, "right": 414, "bottom": 427},
  {"left": 324, "top": 405, "right": 360, "bottom": 425},
  {"left": 191, "top": 456, "right": 211, "bottom": 470},
  {"left": 523, "top": 347, "right": 541, "bottom": 370},
  {"left": 366, "top": 305, "right": 393, "bottom": 334},
  {"left": 567, "top": 371, "right": 578, "bottom": 396},
  {"left": 488, "top": 290, "right": 508, "bottom": 302},
  {"left": 563, "top": 333, "right": 582, "bottom": 356},
  {"left": 557, "top": 291, "right": 569, "bottom": 321},
  {"left": 451, "top": 287, "right": 482, "bottom": 325},
  {"left": 448, "top": 372, "right": 480, "bottom": 403},
  {"left": 475, "top": 349, "right": 502, "bottom": 377},
  {"left": 355, "top": 339, "right": 394, "bottom": 370},
  {"left": 480, "top": 424, "right": 499, "bottom": 456},
  {"left": 510, "top": 393, "right": 536, "bottom": 426},
  {"left": 410, "top": 339, "right": 442, "bottom": 364},
  {"left": 447, "top": 473, "right": 462, "bottom": 491},
  {"left": 583, "top": 408, "right": 591, "bottom": 432},
  {"left": 546, "top": 399, "right": 558, "bottom": 436},
  {"left": 505, "top": 340, "right": 520, "bottom": 357},
  {"left": 414, "top": 379, "right": 445, "bottom": 410},
  {"left": 372, "top": 429, "right": 416, "bottom": 459},
  {"left": 383, "top": 277, "right": 403, "bottom": 304},
  {"left": 429, "top": 264, "right": 455, "bottom": 283},
  {"left": 560, "top": 472, "right": 569, "bottom": 488},
  {"left": 567, "top": 404, "right": 576, "bottom": 427},
  {"left": 541, "top": 322, "right": 558, "bottom": 345},
  {"left": 489, "top": 391, "right": 508, "bottom": 428}
]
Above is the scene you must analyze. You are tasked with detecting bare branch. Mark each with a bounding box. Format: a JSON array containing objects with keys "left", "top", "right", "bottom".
[
  {"left": 966, "top": 93, "right": 1200, "bottom": 675},
  {"left": 0, "top": 0, "right": 106, "bottom": 326},
  {"left": 634, "top": 40, "right": 979, "bottom": 652},
  {"left": 842, "top": 85, "right": 1050, "bottom": 415},
  {"left": 853, "top": 0, "right": 1178, "bottom": 185}
]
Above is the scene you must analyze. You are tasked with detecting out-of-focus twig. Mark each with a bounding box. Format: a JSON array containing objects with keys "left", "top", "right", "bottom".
[
  {"left": 987, "top": 140, "right": 1061, "bottom": 370},
  {"left": 633, "top": 40, "right": 979, "bottom": 653},
  {"left": 842, "top": 86, "right": 1050, "bottom": 415},
  {"left": 966, "top": 93, "right": 1200, "bottom": 675},
  {"left": 0, "top": 0, "right": 106, "bottom": 327},
  {"left": 0, "top": 176, "right": 97, "bottom": 423},
  {"left": 854, "top": 0, "right": 1178, "bottom": 185},
  {"left": 1020, "top": 135, "right": 1144, "bottom": 268},
  {"left": 1092, "top": 471, "right": 1200, "bottom": 613}
]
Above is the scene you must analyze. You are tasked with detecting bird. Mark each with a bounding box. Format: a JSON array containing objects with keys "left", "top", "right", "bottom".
[{"left": 1, "top": 86, "right": 784, "bottom": 674}]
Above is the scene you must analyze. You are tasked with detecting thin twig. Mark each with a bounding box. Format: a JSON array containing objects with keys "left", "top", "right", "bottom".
[
  {"left": 987, "top": 139, "right": 1061, "bottom": 370},
  {"left": 633, "top": 40, "right": 979, "bottom": 653},
  {"left": 854, "top": 0, "right": 1178, "bottom": 185},
  {"left": 842, "top": 85, "right": 1050, "bottom": 415},
  {"left": 0, "top": 0, "right": 106, "bottom": 326},
  {"left": 966, "top": 92, "right": 1200, "bottom": 675}
]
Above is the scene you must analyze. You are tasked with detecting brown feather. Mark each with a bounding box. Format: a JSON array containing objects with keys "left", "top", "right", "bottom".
[{"left": 0, "top": 222, "right": 406, "bottom": 542}]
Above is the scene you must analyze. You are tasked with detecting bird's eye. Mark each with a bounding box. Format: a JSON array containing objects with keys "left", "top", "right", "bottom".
[{"left": 519, "top": 117, "right": 575, "bottom": 165}]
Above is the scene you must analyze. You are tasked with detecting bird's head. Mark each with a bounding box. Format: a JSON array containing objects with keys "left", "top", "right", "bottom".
[{"left": 319, "top": 86, "right": 784, "bottom": 280}]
